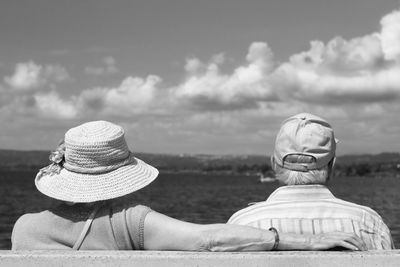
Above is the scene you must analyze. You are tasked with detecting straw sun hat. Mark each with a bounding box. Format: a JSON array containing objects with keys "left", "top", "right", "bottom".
[{"left": 35, "top": 120, "right": 159, "bottom": 203}]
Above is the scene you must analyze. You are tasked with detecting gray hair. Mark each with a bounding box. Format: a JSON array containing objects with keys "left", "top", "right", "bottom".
[{"left": 273, "top": 154, "right": 332, "bottom": 185}]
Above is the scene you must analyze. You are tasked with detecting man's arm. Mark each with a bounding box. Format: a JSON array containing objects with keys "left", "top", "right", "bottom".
[
  {"left": 144, "top": 211, "right": 366, "bottom": 251},
  {"left": 379, "top": 222, "right": 395, "bottom": 249}
]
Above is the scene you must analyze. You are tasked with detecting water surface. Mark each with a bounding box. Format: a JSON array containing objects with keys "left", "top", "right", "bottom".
[{"left": 1, "top": 171, "right": 399, "bottom": 249}]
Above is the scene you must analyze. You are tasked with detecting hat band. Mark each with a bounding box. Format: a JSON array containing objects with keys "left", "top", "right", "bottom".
[{"left": 63, "top": 153, "right": 136, "bottom": 174}]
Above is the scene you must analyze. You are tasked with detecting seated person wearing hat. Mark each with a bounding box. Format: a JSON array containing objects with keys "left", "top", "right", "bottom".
[
  {"left": 12, "top": 120, "right": 366, "bottom": 251},
  {"left": 228, "top": 113, "right": 394, "bottom": 250}
]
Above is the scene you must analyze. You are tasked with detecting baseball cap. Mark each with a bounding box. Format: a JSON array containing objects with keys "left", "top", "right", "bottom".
[{"left": 273, "top": 113, "right": 337, "bottom": 172}]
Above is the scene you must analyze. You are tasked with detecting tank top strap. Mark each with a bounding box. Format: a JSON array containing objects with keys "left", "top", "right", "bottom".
[
  {"left": 110, "top": 204, "right": 134, "bottom": 250},
  {"left": 72, "top": 203, "right": 102, "bottom": 250},
  {"left": 110, "top": 204, "right": 152, "bottom": 250}
]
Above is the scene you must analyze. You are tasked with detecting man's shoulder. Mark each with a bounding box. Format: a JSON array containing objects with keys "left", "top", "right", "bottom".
[
  {"left": 331, "top": 197, "right": 384, "bottom": 220},
  {"left": 227, "top": 201, "right": 270, "bottom": 224},
  {"left": 228, "top": 197, "right": 385, "bottom": 225}
]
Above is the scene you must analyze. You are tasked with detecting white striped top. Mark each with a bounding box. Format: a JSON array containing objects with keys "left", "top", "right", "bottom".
[{"left": 228, "top": 185, "right": 394, "bottom": 250}]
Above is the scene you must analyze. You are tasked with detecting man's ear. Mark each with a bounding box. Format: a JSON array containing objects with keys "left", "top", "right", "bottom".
[
  {"left": 327, "top": 157, "right": 336, "bottom": 182},
  {"left": 332, "top": 156, "right": 336, "bottom": 170},
  {"left": 270, "top": 156, "right": 276, "bottom": 172}
]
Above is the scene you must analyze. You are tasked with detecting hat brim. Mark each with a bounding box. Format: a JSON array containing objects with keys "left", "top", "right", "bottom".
[{"left": 35, "top": 154, "right": 159, "bottom": 203}]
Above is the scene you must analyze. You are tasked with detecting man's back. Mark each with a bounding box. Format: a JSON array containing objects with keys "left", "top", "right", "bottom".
[{"left": 228, "top": 185, "right": 394, "bottom": 250}]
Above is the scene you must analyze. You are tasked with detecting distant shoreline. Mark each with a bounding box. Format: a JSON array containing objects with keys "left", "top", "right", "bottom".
[{"left": 1, "top": 149, "right": 400, "bottom": 177}]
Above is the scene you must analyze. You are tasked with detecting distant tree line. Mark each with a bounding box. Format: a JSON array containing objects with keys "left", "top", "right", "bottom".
[
  {"left": 173, "top": 162, "right": 400, "bottom": 177},
  {"left": 201, "top": 163, "right": 272, "bottom": 174},
  {"left": 335, "top": 162, "right": 400, "bottom": 177},
  {"left": 2, "top": 149, "right": 400, "bottom": 178}
]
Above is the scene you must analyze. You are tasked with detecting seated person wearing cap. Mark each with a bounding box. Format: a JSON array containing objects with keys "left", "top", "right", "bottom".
[{"left": 228, "top": 113, "right": 394, "bottom": 250}]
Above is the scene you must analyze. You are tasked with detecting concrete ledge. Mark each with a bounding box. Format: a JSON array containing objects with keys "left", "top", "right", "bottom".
[{"left": 1, "top": 250, "right": 400, "bottom": 267}]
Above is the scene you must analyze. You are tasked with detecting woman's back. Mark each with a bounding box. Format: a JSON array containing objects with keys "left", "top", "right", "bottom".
[{"left": 12, "top": 202, "right": 151, "bottom": 250}]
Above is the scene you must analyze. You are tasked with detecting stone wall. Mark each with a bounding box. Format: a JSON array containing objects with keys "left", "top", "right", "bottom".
[{"left": 0, "top": 250, "right": 399, "bottom": 267}]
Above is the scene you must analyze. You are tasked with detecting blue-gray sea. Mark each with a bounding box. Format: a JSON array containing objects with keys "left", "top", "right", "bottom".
[{"left": 1, "top": 170, "right": 399, "bottom": 249}]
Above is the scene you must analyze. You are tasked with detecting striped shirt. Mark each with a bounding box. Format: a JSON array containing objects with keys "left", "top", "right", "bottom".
[{"left": 228, "top": 185, "right": 394, "bottom": 250}]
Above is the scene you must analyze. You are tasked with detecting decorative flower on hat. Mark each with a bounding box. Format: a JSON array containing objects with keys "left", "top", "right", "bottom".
[
  {"left": 36, "top": 141, "right": 65, "bottom": 179},
  {"left": 49, "top": 144, "right": 65, "bottom": 164}
]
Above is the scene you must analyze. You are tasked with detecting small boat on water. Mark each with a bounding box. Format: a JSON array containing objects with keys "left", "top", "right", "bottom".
[{"left": 258, "top": 173, "right": 276, "bottom": 183}]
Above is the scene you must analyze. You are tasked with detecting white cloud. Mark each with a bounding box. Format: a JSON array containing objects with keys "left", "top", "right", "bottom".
[
  {"left": 85, "top": 56, "right": 118, "bottom": 76},
  {"left": 270, "top": 10, "right": 400, "bottom": 104},
  {"left": 2, "top": 70, "right": 164, "bottom": 120},
  {"left": 4, "top": 62, "right": 43, "bottom": 90},
  {"left": 170, "top": 10, "right": 400, "bottom": 111},
  {"left": 78, "top": 75, "right": 162, "bottom": 116},
  {"left": 380, "top": 10, "right": 400, "bottom": 61},
  {"left": 102, "top": 75, "right": 160, "bottom": 114},
  {"left": 44, "top": 64, "right": 70, "bottom": 83},
  {"left": 34, "top": 91, "right": 78, "bottom": 119},
  {"left": 4, "top": 61, "right": 70, "bottom": 90},
  {"left": 173, "top": 42, "right": 277, "bottom": 110},
  {"left": 272, "top": 63, "right": 400, "bottom": 104},
  {"left": 184, "top": 57, "right": 204, "bottom": 73}
]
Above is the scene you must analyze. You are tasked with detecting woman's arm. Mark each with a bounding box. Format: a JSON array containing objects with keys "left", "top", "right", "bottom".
[{"left": 143, "top": 211, "right": 366, "bottom": 251}]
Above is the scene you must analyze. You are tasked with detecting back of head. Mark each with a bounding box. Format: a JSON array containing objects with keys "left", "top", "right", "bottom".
[{"left": 272, "top": 113, "right": 336, "bottom": 185}]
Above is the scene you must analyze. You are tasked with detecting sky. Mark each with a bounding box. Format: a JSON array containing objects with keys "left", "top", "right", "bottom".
[{"left": 1, "top": 0, "right": 400, "bottom": 155}]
